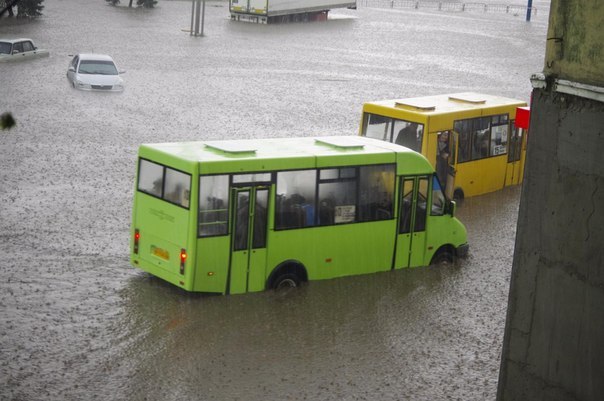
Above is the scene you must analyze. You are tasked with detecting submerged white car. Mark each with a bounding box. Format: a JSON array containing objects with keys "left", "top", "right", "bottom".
[
  {"left": 0, "top": 38, "right": 49, "bottom": 62},
  {"left": 66, "top": 53, "right": 125, "bottom": 91}
]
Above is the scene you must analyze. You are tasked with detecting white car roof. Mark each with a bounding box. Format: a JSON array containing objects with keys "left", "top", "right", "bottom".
[
  {"left": 77, "top": 53, "right": 115, "bottom": 61},
  {"left": 0, "top": 38, "right": 34, "bottom": 44}
]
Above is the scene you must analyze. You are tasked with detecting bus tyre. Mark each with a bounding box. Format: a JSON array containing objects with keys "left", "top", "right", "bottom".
[
  {"left": 431, "top": 248, "right": 454, "bottom": 265},
  {"left": 453, "top": 188, "right": 464, "bottom": 203},
  {"left": 273, "top": 273, "right": 301, "bottom": 290}
]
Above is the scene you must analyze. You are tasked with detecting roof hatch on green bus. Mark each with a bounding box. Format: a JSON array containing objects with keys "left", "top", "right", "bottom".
[
  {"left": 315, "top": 137, "right": 365, "bottom": 150},
  {"left": 205, "top": 141, "right": 257, "bottom": 155}
]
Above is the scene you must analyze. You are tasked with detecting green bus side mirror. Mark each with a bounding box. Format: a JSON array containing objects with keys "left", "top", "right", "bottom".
[{"left": 447, "top": 200, "right": 456, "bottom": 217}]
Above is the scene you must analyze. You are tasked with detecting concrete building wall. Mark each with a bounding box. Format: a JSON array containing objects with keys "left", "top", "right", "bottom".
[
  {"left": 543, "top": 1, "right": 604, "bottom": 86},
  {"left": 497, "top": 1, "right": 604, "bottom": 400}
]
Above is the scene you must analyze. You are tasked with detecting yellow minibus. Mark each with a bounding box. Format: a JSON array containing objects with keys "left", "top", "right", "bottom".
[{"left": 360, "top": 92, "right": 527, "bottom": 200}]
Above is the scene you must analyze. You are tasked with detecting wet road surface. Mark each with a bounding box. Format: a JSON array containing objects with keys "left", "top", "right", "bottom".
[{"left": 1, "top": 1, "right": 548, "bottom": 400}]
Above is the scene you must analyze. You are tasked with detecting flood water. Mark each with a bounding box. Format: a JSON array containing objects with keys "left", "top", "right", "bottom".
[{"left": 1, "top": 1, "right": 549, "bottom": 400}]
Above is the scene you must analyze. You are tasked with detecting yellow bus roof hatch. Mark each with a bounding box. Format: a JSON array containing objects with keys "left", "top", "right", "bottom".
[
  {"left": 448, "top": 93, "right": 487, "bottom": 104},
  {"left": 394, "top": 99, "right": 436, "bottom": 112}
]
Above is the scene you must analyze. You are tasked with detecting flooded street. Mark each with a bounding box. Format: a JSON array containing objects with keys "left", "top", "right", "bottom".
[{"left": 1, "top": 1, "right": 548, "bottom": 400}]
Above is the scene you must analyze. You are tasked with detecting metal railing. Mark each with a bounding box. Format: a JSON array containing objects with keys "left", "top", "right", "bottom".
[{"left": 356, "top": 0, "right": 538, "bottom": 17}]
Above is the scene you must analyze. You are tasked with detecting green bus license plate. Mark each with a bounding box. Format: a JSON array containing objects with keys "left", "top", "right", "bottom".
[{"left": 151, "top": 245, "right": 170, "bottom": 260}]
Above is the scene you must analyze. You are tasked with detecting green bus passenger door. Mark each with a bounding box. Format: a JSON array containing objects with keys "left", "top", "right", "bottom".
[
  {"left": 410, "top": 177, "right": 429, "bottom": 267},
  {"left": 394, "top": 177, "right": 429, "bottom": 268},
  {"left": 229, "top": 187, "right": 269, "bottom": 294}
]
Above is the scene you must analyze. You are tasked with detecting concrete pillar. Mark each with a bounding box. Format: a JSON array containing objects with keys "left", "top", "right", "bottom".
[
  {"left": 497, "top": 87, "right": 604, "bottom": 401},
  {"left": 497, "top": 1, "right": 604, "bottom": 400}
]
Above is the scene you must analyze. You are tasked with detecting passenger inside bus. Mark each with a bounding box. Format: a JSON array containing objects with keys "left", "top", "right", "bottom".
[
  {"left": 234, "top": 194, "right": 250, "bottom": 250},
  {"left": 276, "top": 193, "right": 315, "bottom": 229},
  {"left": 164, "top": 183, "right": 189, "bottom": 208},
  {"left": 474, "top": 128, "right": 490, "bottom": 158},
  {"left": 151, "top": 178, "right": 163, "bottom": 197},
  {"left": 318, "top": 197, "right": 335, "bottom": 225},
  {"left": 436, "top": 131, "right": 450, "bottom": 190},
  {"left": 394, "top": 122, "right": 423, "bottom": 152}
]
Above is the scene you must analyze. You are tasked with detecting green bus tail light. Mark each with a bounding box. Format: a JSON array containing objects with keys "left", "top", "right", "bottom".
[
  {"left": 134, "top": 229, "right": 140, "bottom": 254},
  {"left": 180, "top": 249, "right": 187, "bottom": 275}
]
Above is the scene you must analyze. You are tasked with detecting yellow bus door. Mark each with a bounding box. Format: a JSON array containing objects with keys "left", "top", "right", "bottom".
[
  {"left": 446, "top": 131, "right": 458, "bottom": 200},
  {"left": 229, "top": 187, "right": 269, "bottom": 294},
  {"left": 505, "top": 123, "right": 524, "bottom": 186},
  {"left": 394, "top": 176, "right": 429, "bottom": 268}
]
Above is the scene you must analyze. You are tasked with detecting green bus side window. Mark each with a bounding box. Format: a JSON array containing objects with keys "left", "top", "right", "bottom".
[
  {"left": 199, "top": 175, "right": 230, "bottom": 237},
  {"left": 138, "top": 159, "right": 164, "bottom": 198}
]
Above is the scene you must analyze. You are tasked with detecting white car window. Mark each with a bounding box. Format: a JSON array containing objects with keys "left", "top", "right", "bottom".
[
  {"left": 0, "top": 42, "right": 11, "bottom": 54},
  {"left": 21, "top": 41, "right": 34, "bottom": 52},
  {"left": 78, "top": 60, "right": 118, "bottom": 75}
]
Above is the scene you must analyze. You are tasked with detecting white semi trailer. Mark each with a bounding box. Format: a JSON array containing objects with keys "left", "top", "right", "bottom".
[{"left": 229, "top": 0, "right": 357, "bottom": 23}]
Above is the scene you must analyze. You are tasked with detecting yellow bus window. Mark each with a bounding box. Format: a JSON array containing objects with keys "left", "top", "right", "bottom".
[{"left": 393, "top": 120, "right": 423, "bottom": 152}]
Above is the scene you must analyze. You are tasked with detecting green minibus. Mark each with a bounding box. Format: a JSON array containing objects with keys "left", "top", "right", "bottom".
[{"left": 130, "top": 136, "right": 468, "bottom": 294}]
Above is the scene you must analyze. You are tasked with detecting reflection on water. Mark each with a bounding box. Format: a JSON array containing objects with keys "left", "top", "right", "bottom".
[
  {"left": 0, "top": 0, "right": 543, "bottom": 398},
  {"left": 119, "top": 265, "right": 466, "bottom": 401}
]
